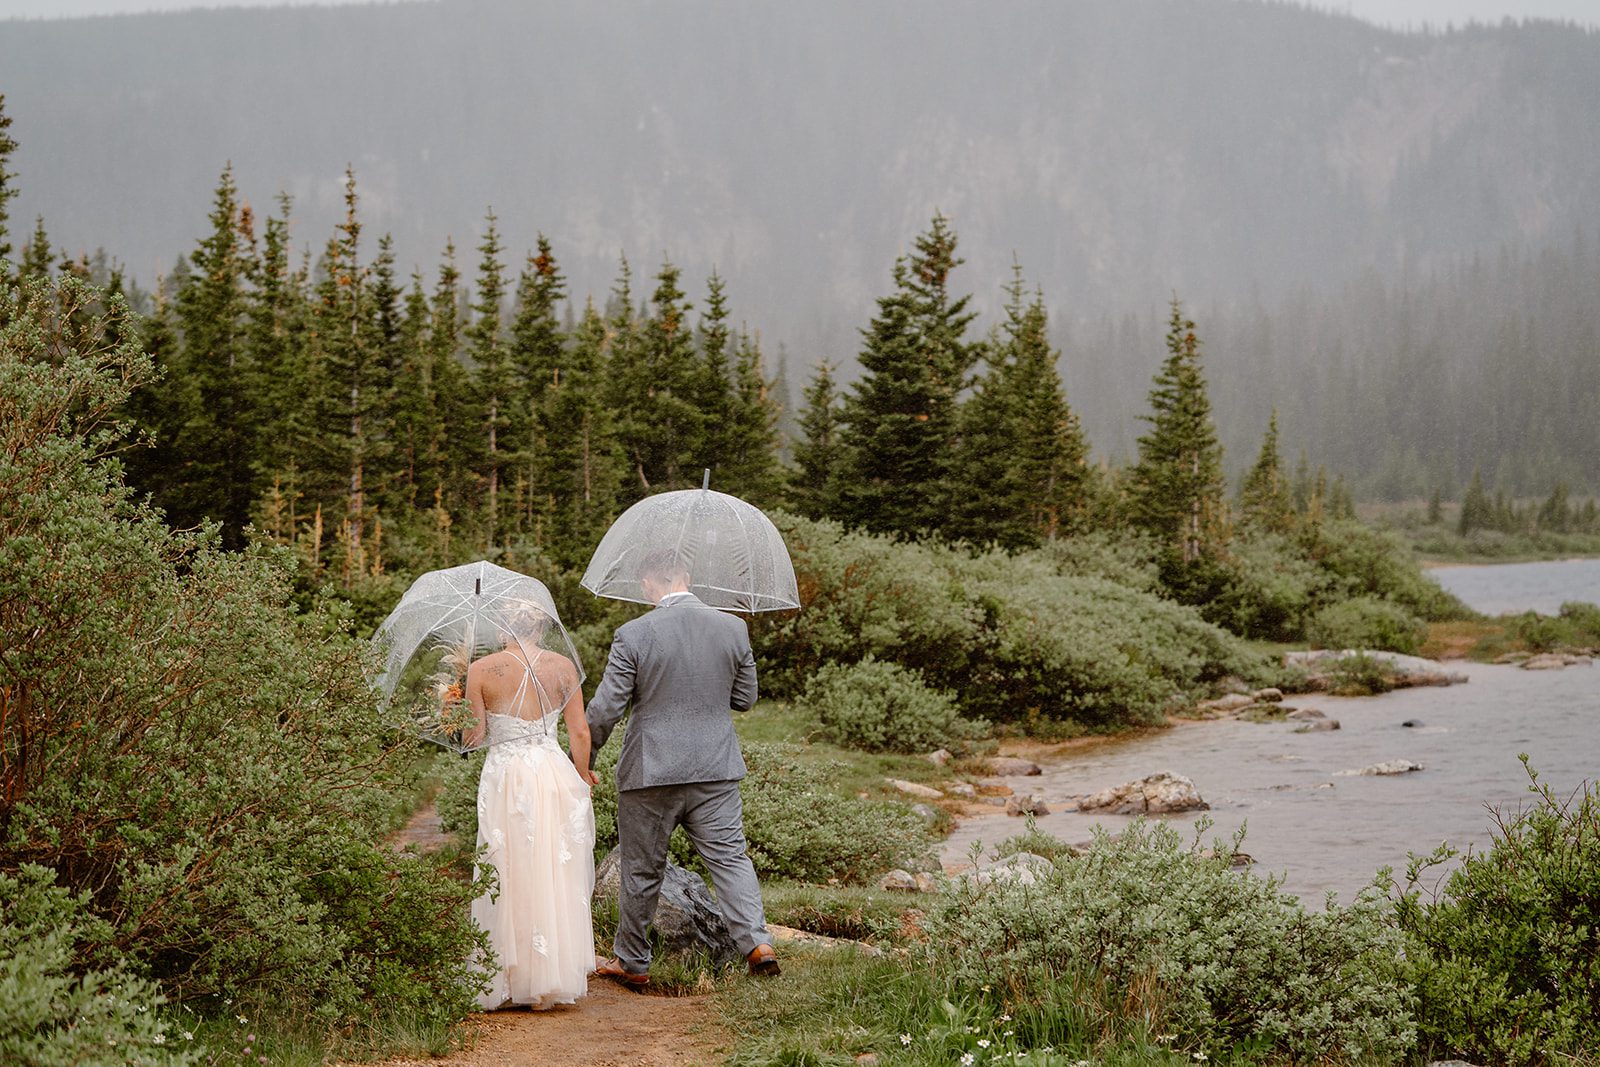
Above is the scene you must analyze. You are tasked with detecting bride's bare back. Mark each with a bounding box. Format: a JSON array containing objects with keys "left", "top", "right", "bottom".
[{"left": 469, "top": 647, "right": 580, "bottom": 721}]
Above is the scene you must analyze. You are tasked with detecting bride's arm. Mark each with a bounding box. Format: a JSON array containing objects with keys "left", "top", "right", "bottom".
[{"left": 562, "top": 682, "right": 598, "bottom": 785}]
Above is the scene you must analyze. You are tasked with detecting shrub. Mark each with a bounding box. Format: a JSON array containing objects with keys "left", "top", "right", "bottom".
[
  {"left": 1396, "top": 762, "right": 1600, "bottom": 1065},
  {"left": 796, "top": 656, "right": 985, "bottom": 753},
  {"left": 1304, "top": 518, "right": 1468, "bottom": 621},
  {"left": 739, "top": 743, "right": 932, "bottom": 884},
  {"left": 1306, "top": 595, "right": 1428, "bottom": 654},
  {"left": 1200, "top": 532, "right": 1327, "bottom": 641},
  {"left": 924, "top": 820, "right": 1417, "bottom": 1062},
  {"left": 0, "top": 276, "right": 487, "bottom": 1026},
  {"left": 1, "top": 865, "right": 203, "bottom": 1067}
]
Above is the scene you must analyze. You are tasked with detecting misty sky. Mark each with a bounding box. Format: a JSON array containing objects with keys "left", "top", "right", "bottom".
[{"left": 0, "top": 0, "right": 1596, "bottom": 29}]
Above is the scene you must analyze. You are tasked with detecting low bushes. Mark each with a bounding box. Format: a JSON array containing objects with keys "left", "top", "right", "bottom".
[
  {"left": 1307, "top": 595, "right": 1429, "bottom": 654},
  {"left": 755, "top": 514, "right": 1275, "bottom": 730},
  {"left": 1396, "top": 763, "right": 1600, "bottom": 1065},
  {"left": 796, "top": 655, "right": 984, "bottom": 753},
  {"left": 924, "top": 821, "right": 1417, "bottom": 1061}
]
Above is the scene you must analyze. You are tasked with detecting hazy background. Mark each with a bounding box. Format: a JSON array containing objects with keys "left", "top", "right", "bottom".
[{"left": 1, "top": 0, "right": 1596, "bottom": 492}]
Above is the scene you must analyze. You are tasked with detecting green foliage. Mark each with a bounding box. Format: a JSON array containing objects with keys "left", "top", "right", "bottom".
[
  {"left": 925, "top": 820, "right": 1417, "bottom": 1062},
  {"left": 757, "top": 513, "right": 1270, "bottom": 730},
  {"left": 1125, "top": 299, "right": 1228, "bottom": 566},
  {"left": 739, "top": 743, "right": 933, "bottom": 884},
  {"left": 1304, "top": 517, "right": 1468, "bottom": 621},
  {"left": 1396, "top": 762, "right": 1600, "bottom": 1065},
  {"left": 0, "top": 274, "right": 486, "bottom": 1026},
  {"left": 1321, "top": 651, "right": 1398, "bottom": 696},
  {"left": 1306, "top": 595, "right": 1428, "bottom": 654},
  {"left": 1, "top": 865, "right": 203, "bottom": 1067},
  {"left": 797, "top": 655, "right": 985, "bottom": 754},
  {"left": 1199, "top": 532, "right": 1325, "bottom": 641},
  {"left": 787, "top": 358, "right": 845, "bottom": 519},
  {"left": 1512, "top": 602, "right": 1600, "bottom": 653},
  {"left": 834, "top": 213, "right": 979, "bottom": 538}
]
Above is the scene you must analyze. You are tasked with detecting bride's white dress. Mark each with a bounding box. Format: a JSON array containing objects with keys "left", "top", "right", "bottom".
[{"left": 472, "top": 709, "right": 596, "bottom": 1009}]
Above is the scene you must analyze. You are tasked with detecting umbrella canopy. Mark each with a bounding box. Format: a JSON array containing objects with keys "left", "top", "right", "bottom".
[
  {"left": 372, "top": 560, "right": 584, "bottom": 753},
  {"left": 580, "top": 486, "right": 799, "bottom": 612}
]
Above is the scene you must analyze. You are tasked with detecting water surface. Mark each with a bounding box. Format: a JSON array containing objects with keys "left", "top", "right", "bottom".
[
  {"left": 1428, "top": 557, "right": 1600, "bottom": 616},
  {"left": 945, "top": 661, "right": 1597, "bottom": 905}
]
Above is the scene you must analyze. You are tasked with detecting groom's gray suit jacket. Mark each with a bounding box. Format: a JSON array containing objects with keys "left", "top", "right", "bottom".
[{"left": 586, "top": 593, "right": 758, "bottom": 791}]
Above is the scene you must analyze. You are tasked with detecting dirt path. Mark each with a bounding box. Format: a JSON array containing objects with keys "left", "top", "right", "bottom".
[{"left": 376, "top": 979, "right": 729, "bottom": 1066}]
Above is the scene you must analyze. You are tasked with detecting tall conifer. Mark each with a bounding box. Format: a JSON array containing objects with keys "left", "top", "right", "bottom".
[
  {"left": 789, "top": 358, "right": 845, "bottom": 519},
  {"left": 0, "top": 94, "right": 17, "bottom": 269},
  {"left": 467, "top": 211, "right": 510, "bottom": 546},
  {"left": 1126, "top": 299, "right": 1228, "bottom": 563},
  {"left": 1238, "top": 410, "right": 1295, "bottom": 533},
  {"left": 836, "top": 213, "right": 978, "bottom": 537}
]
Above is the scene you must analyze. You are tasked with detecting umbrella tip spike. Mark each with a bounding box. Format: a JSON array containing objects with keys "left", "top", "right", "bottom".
[{"left": 701, "top": 468, "right": 711, "bottom": 491}]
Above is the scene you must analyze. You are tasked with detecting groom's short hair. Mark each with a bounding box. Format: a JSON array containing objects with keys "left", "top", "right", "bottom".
[{"left": 636, "top": 549, "right": 690, "bottom": 587}]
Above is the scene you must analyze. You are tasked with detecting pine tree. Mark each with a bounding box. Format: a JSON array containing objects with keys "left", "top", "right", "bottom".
[
  {"left": 507, "top": 234, "right": 567, "bottom": 536},
  {"left": 1426, "top": 486, "right": 1444, "bottom": 525},
  {"left": 536, "top": 299, "right": 624, "bottom": 566},
  {"left": 1126, "top": 299, "right": 1228, "bottom": 563},
  {"left": 1238, "top": 410, "right": 1295, "bottom": 533},
  {"left": 19, "top": 216, "right": 51, "bottom": 281},
  {"left": 428, "top": 240, "right": 477, "bottom": 521},
  {"left": 837, "top": 213, "right": 978, "bottom": 537},
  {"left": 789, "top": 358, "right": 845, "bottom": 519},
  {"left": 1458, "top": 469, "right": 1491, "bottom": 536},
  {"left": 0, "top": 93, "right": 18, "bottom": 270},
  {"left": 617, "top": 260, "right": 703, "bottom": 494},
  {"left": 950, "top": 267, "right": 1088, "bottom": 547},
  {"left": 170, "top": 165, "right": 256, "bottom": 542},
  {"left": 718, "top": 327, "right": 784, "bottom": 504},
  {"left": 466, "top": 211, "right": 510, "bottom": 547},
  {"left": 303, "top": 168, "right": 387, "bottom": 580}
]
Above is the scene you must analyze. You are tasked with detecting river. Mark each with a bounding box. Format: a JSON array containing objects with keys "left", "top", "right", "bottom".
[{"left": 943, "top": 559, "right": 1600, "bottom": 904}]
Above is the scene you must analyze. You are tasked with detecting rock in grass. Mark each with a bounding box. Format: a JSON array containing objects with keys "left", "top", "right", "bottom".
[
  {"left": 594, "top": 848, "right": 739, "bottom": 965},
  {"left": 987, "top": 756, "right": 1043, "bottom": 776},
  {"left": 925, "top": 748, "right": 953, "bottom": 766},
  {"left": 1005, "top": 793, "right": 1050, "bottom": 817},
  {"left": 878, "top": 868, "right": 919, "bottom": 892},
  {"left": 887, "top": 778, "right": 943, "bottom": 799}
]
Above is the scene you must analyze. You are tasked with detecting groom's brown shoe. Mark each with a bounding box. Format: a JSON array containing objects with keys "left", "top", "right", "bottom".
[
  {"left": 595, "top": 957, "right": 650, "bottom": 989},
  {"left": 746, "top": 943, "right": 781, "bottom": 977}
]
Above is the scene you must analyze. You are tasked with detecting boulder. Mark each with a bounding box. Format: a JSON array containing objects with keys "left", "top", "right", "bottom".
[
  {"left": 925, "top": 748, "right": 953, "bottom": 766},
  {"left": 914, "top": 872, "right": 941, "bottom": 893},
  {"left": 1238, "top": 703, "right": 1291, "bottom": 723},
  {"left": 1198, "top": 693, "right": 1256, "bottom": 713},
  {"left": 878, "top": 868, "right": 919, "bottom": 892},
  {"left": 975, "top": 779, "right": 1015, "bottom": 796},
  {"left": 1249, "top": 687, "right": 1285, "bottom": 703},
  {"left": 1400, "top": 719, "right": 1424, "bottom": 728},
  {"left": 1285, "top": 649, "right": 1467, "bottom": 688},
  {"left": 1294, "top": 718, "right": 1341, "bottom": 733},
  {"left": 594, "top": 849, "right": 740, "bottom": 965},
  {"left": 1004, "top": 793, "right": 1050, "bottom": 817},
  {"left": 1523, "top": 652, "right": 1593, "bottom": 670},
  {"left": 1336, "top": 759, "right": 1424, "bottom": 777},
  {"left": 945, "top": 782, "right": 977, "bottom": 798},
  {"left": 987, "top": 756, "right": 1043, "bottom": 776},
  {"left": 971, "top": 851, "right": 1054, "bottom": 886},
  {"left": 887, "top": 778, "right": 943, "bottom": 799},
  {"left": 1286, "top": 707, "right": 1326, "bottom": 720},
  {"left": 909, "top": 803, "right": 940, "bottom": 822},
  {"left": 1078, "top": 772, "right": 1207, "bottom": 815}
]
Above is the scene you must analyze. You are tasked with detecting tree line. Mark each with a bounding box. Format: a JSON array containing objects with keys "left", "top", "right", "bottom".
[{"left": 0, "top": 90, "right": 1375, "bottom": 603}]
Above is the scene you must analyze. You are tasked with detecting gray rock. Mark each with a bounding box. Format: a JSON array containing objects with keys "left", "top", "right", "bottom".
[
  {"left": 987, "top": 756, "right": 1044, "bottom": 776},
  {"left": 1198, "top": 693, "right": 1256, "bottom": 713},
  {"left": 887, "top": 778, "right": 943, "bottom": 799},
  {"left": 1249, "top": 687, "right": 1285, "bottom": 703},
  {"left": 909, "top": 803, "right": 940, "bottom": 822},
  {"left": 1078, "top": 772, "right": 1207, "bottom": 815},
  {"left": 914, "top": 872, "right": 940, "bottom": 893},
  {"left": 971, "top": 851, "right": 1054, "bottom": 886},
  {"left": 925, "top": 748, "right": 953, "bottom": 766},
  {"left": 1285, "top": 649, "right": 1468, "bottom": 687},
  {"left": 1286, "top": 707, "right": 1326, "bottom": 720},
  {"left": 945, "top": 782, "right": 977, "bottom": 798},
  {"left": 1294, "top": 718, "right": 1341, "bottom": 733},
  {"left": 594, "top": 848, "right": 740, "bottom": 965},
  {"left": 1005, "top": 793, "right": 1050, "bottom": 817},
  {"left": 1336, "top": 759, "right": 1424, "bottom": 777},
  {"left": 878, "top": 868, "right": 919, "bottom": 892},
  {"left": 975, "top": 778, "right": 1016, "bottom": 795}
]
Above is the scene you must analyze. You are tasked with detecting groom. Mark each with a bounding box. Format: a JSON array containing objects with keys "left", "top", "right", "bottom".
[{"left": 586, "top": 548, "right": 779, "bottom": 986}]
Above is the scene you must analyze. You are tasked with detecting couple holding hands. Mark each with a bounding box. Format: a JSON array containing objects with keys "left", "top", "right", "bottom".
[{"left": 465, "top": 548, "right": 779, "bottom": 1011}]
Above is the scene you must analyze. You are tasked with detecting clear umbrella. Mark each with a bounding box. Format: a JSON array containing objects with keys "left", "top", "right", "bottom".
[
  {"left": 372, "top": 560, "right": 584, "bottom": 753},
  {"left": 579, "top": 476, "right": 800, "bottom": 612}
]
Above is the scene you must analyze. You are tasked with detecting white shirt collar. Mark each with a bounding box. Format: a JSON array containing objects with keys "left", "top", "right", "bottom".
[{"left": 657, "top": 591, "right": 697, "bottom": 607}]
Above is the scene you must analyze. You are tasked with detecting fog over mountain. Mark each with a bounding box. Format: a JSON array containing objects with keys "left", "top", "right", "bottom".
[{"left": 2, "top": 0, "right": 1597, "bottom": 486}]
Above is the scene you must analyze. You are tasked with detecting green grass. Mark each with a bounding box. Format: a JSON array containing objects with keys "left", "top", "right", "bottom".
[
  {"left": 761, "top": 881, "right": 926, "bottom": 944},
  {"left": 735, "top": 700, "right": 983, "bottom": 801}
]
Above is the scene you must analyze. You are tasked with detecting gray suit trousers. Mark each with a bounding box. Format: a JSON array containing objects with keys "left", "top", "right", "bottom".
[{"left": 614, "top": 779, "right": 771, "bottom": 972}]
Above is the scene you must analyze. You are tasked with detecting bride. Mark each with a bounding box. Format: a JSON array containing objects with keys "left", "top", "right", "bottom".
[{"left": 463, "top": 608, "right": 599, "bottom": 1010}]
